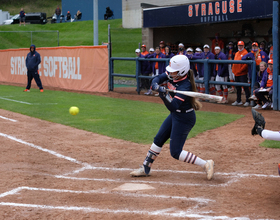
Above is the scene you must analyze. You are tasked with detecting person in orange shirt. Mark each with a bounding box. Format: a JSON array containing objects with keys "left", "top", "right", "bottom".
[
  {"left": 231, "top": 41, "right": 250, "bottom": 106},
  {"left": 159, "top": 41, "right": 166, "bottom": 55},
  {"left": 141, "top": 44, "right": 149, "bottom": 56},
  {"left": 254, "top": 59, "right": 274, "bottom": 109},
  {"left": 211, "top": 33, "right": 224, "bottom": 53},
  {"left": 242, "top": 42, "right": 268, "bottom": 81}
]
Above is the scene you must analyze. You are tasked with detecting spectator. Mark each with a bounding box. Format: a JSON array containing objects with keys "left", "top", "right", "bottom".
[
  {"left": 214, "top": 46, "right": 229, "bottom": 103},
  {"left": 74, "top": 10, "right": 82, "bottom": 21},
  {"left": 231, "top": 41, "right": 250, "bottom": 106},
  {"left": 159, "top": 41, "right": 166, "bottom": 54},
  {"left": 104, "top": 7, "right": 113, "bottom": 20},
  {"left": 55, "top": 5, "right": 61, "bottom": 23},
  {"left": 144, "top": 48, "right": 155, "bottom": 96},
  {"left": 190, "top": 48, "right": 205, "bottom": 95},
  {"left": 65, "top": 11, "right": 71, "bottom": 22},
  {"left": 242, "top": 42, "right": 268, "bottom": 81},
  {"left": 147, "top": 47, "right": 166, "bottom": 76},
  {"left": 24, "top": 45, "right": 43, "bottom": 92},
  {"left": 165, "top": 46, "right": 174, "bottom": 58},
  {"left": 186, "top": 47, "right": 193, "bottom": 56},
  {"left": 136, "top": 48, "right": 151, "bottom": 92},
  {"left": 211, "top": 33, "right": 224, "bottom": 53},
  {"left": 225, "top": 42, "right": 236, "bottom": 93},
  {"left": 135, "top": 48, "right": 141, "bottom": 56},
  {"left": 254, "top": 59, "right": 274, "bottom": 109},
  {"left": 177, "top": 43, "right": 186, "bottom": 55},
  {"left": 141, "top": 44, "right": 149, "bottom": 56},
  {"left": 147, "top": 47, "right": 166, "bottom": 96},
  {"left": 19, "top": 8, "right": 26, "bottom": 26},
  {"left": 185, "top": 47, "right": 198, "bottom": 89},
  {"left": 203, "top": 44, "right": 216, "bottom": 96},
  {"left": 251, "top": 61, "right": 267, "bottom": 109},
  {"left": 259, "top": 41, "right": 268, "bottom": 54}
]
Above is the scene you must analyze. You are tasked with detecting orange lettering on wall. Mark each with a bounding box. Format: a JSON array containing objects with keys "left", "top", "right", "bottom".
[
  {"left": 215, "top": 2, "right": 220, "bottom": 15},
  {"left": 208, "top": 3, "right": 213, "bottom": 15},
  {"left": 229, "top": 0, "right": 234, "bottom": 13},
  {"left": 195, "top": 4, "right": 199, "bottom": 16},
  {"left": 237, "top": 0, "right": 242, "bottom": 12},
  {"left": 201, "top": 3, "right": 206, "bottom": 16},
  {"left": 222, "top": 1, "right": 227, "bottom": 14},
  {"left": 188, "top": 5, "right": 193, "bottom": 17}
]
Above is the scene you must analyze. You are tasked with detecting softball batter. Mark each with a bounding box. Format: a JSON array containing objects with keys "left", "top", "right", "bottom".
[{"left": 130, "top": 55, "right": 215, "bottom": 180}]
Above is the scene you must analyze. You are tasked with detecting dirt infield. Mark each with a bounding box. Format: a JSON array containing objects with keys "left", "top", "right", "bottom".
[{"left": 0, "top": 86, "right": 280, "bottom": 219}]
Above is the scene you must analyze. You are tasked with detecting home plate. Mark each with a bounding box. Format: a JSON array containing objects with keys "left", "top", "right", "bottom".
[{"left": 113, "top": 183, "right": 155, "bottom": 191}]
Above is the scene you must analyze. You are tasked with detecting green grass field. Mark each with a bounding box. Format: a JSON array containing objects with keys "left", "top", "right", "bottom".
[{"left": 0, "top": 84, "right": 244, "bottom": 144}]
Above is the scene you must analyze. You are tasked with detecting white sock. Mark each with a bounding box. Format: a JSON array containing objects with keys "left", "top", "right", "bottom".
[
  {"left": 150, "top": 143, "right": 162, "bottom": 154},
  {"left": 179, "top": 150, "right": 207, "bottom": 168}
]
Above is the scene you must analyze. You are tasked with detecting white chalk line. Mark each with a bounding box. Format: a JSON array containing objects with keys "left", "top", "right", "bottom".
[
  {"left": 0, "top": 132, "right": 88, "bottom": 166},
  {"left": 0, "top": 202, "right": 250, "bottom": 219},
  {"left": 0, "top": 96, "right": 57, "bottom": 105},
  {"left": 0, "top": 186, "right": 213, "bottom": 203},
  {"left": 32, "top": 103, "right": 58, "bottom": 105},
  {"left": 64, "top": 164, "right": 280, "bottom": 179},
  {"left": 0, "top": 187, "right": 250, "bottom": 220},
  {"left": 0, "top": 97, "right": 32, "bottom": 105},
  {"left": 1, "top": 131, "right": 279, "bottom": 184},
  {"left": 55, "top": 175, "right": 238, "bottom": 187},
  {"left": 0, "top": 133, "right": 265, "bottom": 219},
  {"left": 0, "top": 115, "right": 17, "bottom": 122}
]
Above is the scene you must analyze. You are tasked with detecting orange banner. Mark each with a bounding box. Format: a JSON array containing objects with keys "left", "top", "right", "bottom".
[{"left": 0, "top": 46, "right": 109, "bottom": 92}]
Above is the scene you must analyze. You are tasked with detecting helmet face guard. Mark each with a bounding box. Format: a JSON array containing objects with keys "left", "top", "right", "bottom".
[{"left": 166, "top": 55, "right": 190, "bottom": 80}]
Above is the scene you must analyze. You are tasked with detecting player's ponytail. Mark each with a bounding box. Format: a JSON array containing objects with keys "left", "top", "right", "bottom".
[{"left": 188, "top": 69, "right": 202, "bottom": 110}]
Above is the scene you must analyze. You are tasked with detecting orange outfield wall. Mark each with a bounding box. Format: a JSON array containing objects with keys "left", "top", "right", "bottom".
[{"left": 0, "top": 45, "right": 109, "bottom": 92}]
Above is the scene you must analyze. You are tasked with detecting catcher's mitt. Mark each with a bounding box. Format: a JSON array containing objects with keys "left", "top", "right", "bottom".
[{"left": 251, "top": 108, "right": 266, "bottom": 135}]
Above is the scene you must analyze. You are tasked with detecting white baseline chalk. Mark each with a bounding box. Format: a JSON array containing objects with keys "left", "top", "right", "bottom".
[
  {"left": 0, "top": 202, "right": 249, "bottom": 219},
  {"left": 0, "top": 132, "right": 87, "bottom": 166},
  {"left": 0, "top": 115, "right": 17, "bottom": 122},
  {"left": 64, "top": 165, "right": 280, "bottom": 179},
  {"left": 0, "top": 186, "right": 214, "bottom": 203},
  {"left": 55, "top": 175, "right": 233, "bottom": 187},
  {"left": 0, "top": 97, "right": 32, "bottom": 105}
]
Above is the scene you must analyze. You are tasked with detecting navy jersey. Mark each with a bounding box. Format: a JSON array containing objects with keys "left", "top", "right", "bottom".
[{"left": 151, "top": 72, "right": 193, "bottom": 112}]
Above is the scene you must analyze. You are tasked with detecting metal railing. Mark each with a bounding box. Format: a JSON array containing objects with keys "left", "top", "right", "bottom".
[{"left": 109, "top": 57, "right": 256, "bottom": 95}]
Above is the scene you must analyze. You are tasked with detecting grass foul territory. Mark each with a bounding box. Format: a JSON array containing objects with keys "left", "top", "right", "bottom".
[{"left": 0, "top": 85, "right": 243, "bottom": 144}]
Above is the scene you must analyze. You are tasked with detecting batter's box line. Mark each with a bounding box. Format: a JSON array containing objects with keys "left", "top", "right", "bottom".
[
  {"left": 55, "top": 174, "right": 239, "bottom": 187},
  {"left": 63, "top": 164, "right": 280, "bottom": 179},
  {"left": 0, "top": 186, "right": 250, "bottom": 219},
  {"left": 0, "top": 202, "right": 250, "bottom": 219},
  {"left": 0, "top": 186, "right": 214, "bottom": 203},
  {"left": 2, "top": 132, "right": 278, "bottom": 186}
]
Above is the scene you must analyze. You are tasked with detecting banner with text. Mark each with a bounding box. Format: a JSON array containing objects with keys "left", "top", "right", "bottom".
[
  {"left": 144, "top": 0, "right": 273, "bottom": 28},
  {"left": 0, "top": 46, "right": 109, "bottom": 92}
]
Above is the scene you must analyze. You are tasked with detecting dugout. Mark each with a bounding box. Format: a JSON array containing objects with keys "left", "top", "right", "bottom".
[{"left": 141, "top": 0, "right": 280, "bottom": 110}]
